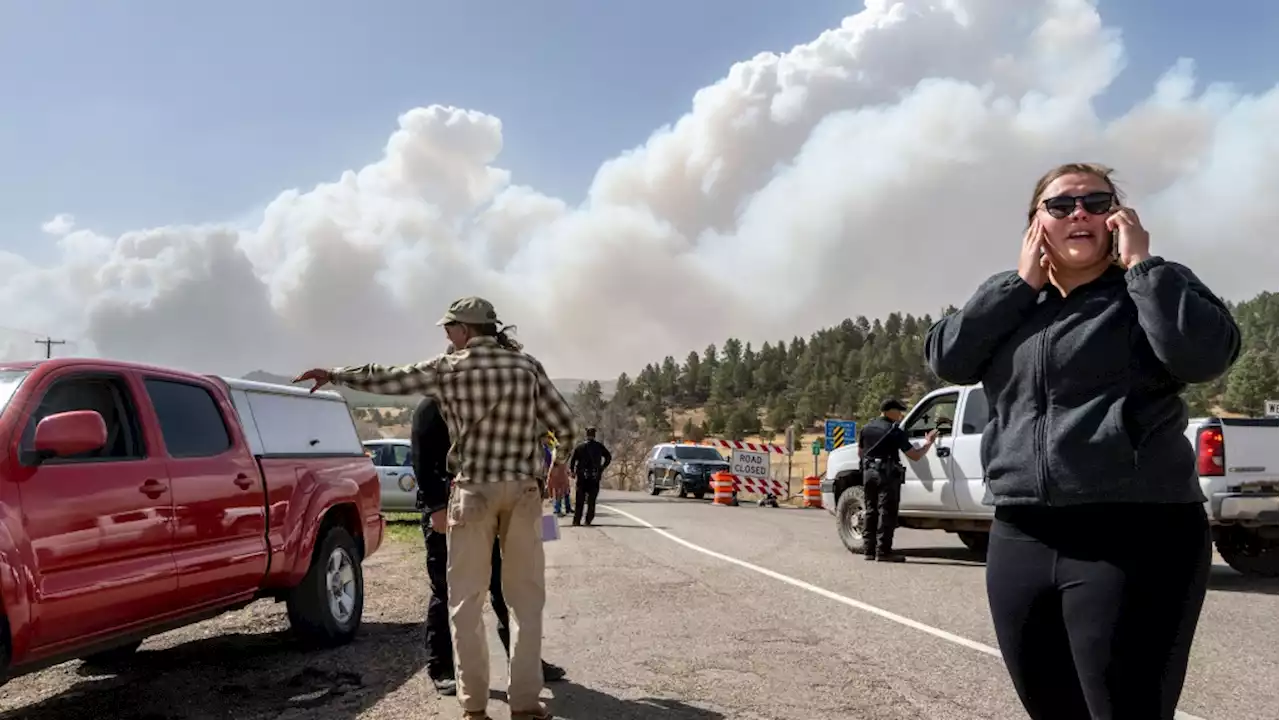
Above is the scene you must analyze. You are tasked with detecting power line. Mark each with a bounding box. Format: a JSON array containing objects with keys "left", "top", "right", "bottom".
[{"left": 34, "top": 337, "right": 66, "bottom": 359}]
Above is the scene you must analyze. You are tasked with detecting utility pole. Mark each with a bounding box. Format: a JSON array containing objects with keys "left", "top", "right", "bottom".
[{"left": 34, "top": 337, "right": 66, "bottom": 359}]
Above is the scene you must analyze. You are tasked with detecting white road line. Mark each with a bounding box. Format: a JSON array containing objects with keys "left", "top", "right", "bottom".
[{"left": 597, "top": 503, "right": 1210, "bottom": 720}]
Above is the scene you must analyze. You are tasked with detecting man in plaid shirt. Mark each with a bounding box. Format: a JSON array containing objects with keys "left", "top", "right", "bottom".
[{"left": 295, "top": 296, "right": 576, "bottom": 720}]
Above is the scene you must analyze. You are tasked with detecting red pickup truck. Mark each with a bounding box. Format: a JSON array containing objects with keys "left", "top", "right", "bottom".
[{"left": 0, "top": 358, "right": 384, "bottom": 682}]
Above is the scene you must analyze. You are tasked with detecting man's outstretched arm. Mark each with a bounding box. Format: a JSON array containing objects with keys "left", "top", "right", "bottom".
[{"left": 296, "top": 356, "right": 445, "bottom": 396}]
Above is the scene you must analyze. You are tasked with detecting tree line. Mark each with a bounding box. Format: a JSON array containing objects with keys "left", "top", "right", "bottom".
[{"left": 571, "top": 292, "right": 1279, "bottom": 461}]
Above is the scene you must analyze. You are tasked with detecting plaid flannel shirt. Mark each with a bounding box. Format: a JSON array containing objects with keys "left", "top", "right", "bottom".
[{"left": 331, "top": 336, "right": 578, "bottom": 484}]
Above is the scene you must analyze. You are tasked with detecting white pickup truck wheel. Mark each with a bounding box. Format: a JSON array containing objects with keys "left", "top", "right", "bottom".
[
  {"left": 835, "top": 487, "right": 867, "bottom": 555},
  {"left": 287, "top": 525, "right": 365, "bottom": 647},
  {"left": 1213, "top": 526, "right": 1279, "bottom": 578}
]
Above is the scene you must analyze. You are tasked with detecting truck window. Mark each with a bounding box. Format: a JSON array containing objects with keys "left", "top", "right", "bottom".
[
  {"left": 903, "top": 393, "right": 959, "bottom": 438},
  {"left": 20, "top": 374, "right": 144, "bottom": 464},
  {"left": 389, "top": 444, "right": 413, "bottom": 467},
  {"left": 145, "top": 379, "right": 232, "bottom": 458},
  {"left": 673, "top": 446, "right": 724, "bottom": 461},
  {"left": 960, "top": 388, "right": 991, "bottom": 434}
]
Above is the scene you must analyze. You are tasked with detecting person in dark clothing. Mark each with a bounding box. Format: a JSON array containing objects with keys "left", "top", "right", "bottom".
[
  {"left": 412, "top": 397, "right": 566, "bottom": 696},
  {"left": 568, "top": 427, "right": 612, "bottom": 526},
  {"left": 925, "top": 163, "right": 1240, "bottom": 720},
  {"left": 858, "top": 399, "right": 937, "bottom": 562}
]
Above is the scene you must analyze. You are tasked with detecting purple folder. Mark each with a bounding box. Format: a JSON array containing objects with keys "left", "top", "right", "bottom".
[{"left": 540, "top": 513, "right": 561, "bottom": 542}]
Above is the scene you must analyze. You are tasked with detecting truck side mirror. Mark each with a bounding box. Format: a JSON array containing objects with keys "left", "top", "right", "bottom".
[{"left": 33, "top": 410, "right": 107, "bottom": 464}]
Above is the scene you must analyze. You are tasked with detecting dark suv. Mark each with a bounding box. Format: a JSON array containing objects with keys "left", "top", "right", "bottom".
[{"left": 644, "top": 443, "right": 730, "bottom": 499}]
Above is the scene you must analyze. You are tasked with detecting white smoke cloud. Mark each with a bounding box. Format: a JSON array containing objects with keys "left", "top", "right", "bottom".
[
  {"left": 40, "top": 213, "right": 76, "bottom": 236},
  {"left": 2, "top": 0, "right": 1276, "bottom": 381}
]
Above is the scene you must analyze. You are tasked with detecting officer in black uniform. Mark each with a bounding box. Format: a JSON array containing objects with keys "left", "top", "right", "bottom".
[
  {"left": 412, "top": 397, "right": 566, "bottom": 696},
  {"left": 568, "top": 426, "right": 612, "bottom": 526},
  {"left": 858, "top": 398, "right": 937, "bottom": 562}
]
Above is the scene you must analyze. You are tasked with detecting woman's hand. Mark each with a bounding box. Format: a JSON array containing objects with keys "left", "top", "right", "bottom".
[
  {"left": 1018, "top": 217, "right": 1051, "bottom": 290},
  {"left": 1106, "top": 206, "right": 1152, "bottom": 269}
]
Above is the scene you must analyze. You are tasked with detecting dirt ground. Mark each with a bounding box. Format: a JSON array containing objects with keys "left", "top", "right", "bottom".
[{"left": 0, "top": 520, "right": 438, "bottom": 720}]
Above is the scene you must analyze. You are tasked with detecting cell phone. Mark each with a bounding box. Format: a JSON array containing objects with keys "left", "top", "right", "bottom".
[{"left": 1110, "top": 228, "right": 1120, "bottom": 260}]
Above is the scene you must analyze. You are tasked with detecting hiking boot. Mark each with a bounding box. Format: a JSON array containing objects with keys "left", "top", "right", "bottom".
[
  {"left": 876, "top": 552, "right": 906, "bottom": 563},
  {"left": 432, "top": 676, "right": 457, "bottom": 696},
  {"left": 863, "top": 554, "right": 877, "bottom": 561}
]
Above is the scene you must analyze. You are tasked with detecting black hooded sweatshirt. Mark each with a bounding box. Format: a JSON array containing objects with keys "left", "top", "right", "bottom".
[{"left": 924, "top": 256, "right": 1240, "bottom": 507}]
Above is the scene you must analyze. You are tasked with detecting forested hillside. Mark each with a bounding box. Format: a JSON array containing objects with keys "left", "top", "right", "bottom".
[{"left": 570, "top": 292, "right": 1278, "bottom": 483}]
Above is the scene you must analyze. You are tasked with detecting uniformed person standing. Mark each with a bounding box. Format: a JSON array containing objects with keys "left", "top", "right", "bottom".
[
  {"left": 858, "top": 398, "right": 937, "bottom": 562},
  {"left": 568, "top": 427, "right": 612, "bottom": 526}
]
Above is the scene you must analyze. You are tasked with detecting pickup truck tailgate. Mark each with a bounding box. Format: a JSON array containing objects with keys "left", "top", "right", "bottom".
[{"left": 1222, "top": 419, "right": 1279, "bottom": 485}]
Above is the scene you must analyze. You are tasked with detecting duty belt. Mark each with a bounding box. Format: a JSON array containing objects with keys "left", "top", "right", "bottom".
[{"left": 864, "top": 458, "right": 901, "bottom": 468}]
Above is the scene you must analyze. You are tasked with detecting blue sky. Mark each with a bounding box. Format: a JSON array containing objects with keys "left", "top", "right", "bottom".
[{"left": 1, "top": 0, "right": 1276, "bottom": 259}]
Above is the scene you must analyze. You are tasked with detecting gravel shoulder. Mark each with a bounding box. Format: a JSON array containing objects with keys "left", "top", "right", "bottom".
[{"left": 0, "top": 530, "right": 441, "bottom": 720}]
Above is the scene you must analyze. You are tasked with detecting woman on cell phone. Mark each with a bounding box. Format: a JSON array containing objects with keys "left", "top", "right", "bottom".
[{"left": 924, "top": 162, "right": 1240, "bottom": 719}]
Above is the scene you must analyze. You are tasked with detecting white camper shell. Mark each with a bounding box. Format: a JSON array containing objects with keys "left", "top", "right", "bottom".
[{"left": 211, "top": 377, "right": 364, "bottom": 458}]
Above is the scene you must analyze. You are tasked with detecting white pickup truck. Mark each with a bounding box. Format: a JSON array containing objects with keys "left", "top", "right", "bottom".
[{"left": 820, "top": 384, "right": 1279, "bottom": 577}]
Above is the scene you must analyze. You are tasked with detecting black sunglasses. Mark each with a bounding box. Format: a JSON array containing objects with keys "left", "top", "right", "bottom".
[{"left": 1040, "top": 191, "right": 1115, "bottom": 219}]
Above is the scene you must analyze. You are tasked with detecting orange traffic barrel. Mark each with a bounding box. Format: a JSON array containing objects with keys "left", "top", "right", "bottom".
[
  {"left": 712, "top": 471, "right": 736, "bottom": 506},
  {"left": 803, "top": 475, "right": 823, "bottom": 508}
]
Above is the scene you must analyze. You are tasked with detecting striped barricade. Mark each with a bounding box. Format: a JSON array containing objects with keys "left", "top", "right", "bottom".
[{"left": 802, "top": 475, "right": 823, "bottom": 508}]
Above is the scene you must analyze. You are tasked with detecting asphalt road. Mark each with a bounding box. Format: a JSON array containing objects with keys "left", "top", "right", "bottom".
[
  {"left": 519, "top": 489, "right": 1278, "bottom": 720},
  {"left": 2, "top": 490, "right": 1272, "bottom": 719}
]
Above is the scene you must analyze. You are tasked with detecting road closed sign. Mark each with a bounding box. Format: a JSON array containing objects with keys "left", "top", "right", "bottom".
[{"left": 730, "top": 448, "right": 770, "bottom": 480}]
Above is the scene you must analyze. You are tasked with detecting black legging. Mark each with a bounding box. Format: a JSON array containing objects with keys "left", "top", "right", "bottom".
[{"left": 986, "top": 502, "right": 1211, "bottom": 720}]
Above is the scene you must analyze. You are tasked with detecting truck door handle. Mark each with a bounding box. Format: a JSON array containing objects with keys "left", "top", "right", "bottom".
[
  {"left": 935, "top": 447, "right": 951, "bottom": 458},
  {"left": 139, "top": 479, "right": 168, "bottom": 498},
  {"left": 233, "top": 473, "right": 253, "bottom": 489},
  {"left": 386, "top": 471, "right": 399, "bottom": 477}
]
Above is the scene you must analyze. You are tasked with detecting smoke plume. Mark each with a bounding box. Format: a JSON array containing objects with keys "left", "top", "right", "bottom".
[{"left": 2, "top": 0, "right": 1275, "bottom": 380}]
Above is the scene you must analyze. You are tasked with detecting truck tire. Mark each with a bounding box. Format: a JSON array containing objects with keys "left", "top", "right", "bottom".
[
  {"left": 957, "top": 531, "right": 989, "bottom": 556},
  {"left": 675, "top": 474, "right": 688, "bottom": 498},
  {"left": 835, "top": 486, "right": 867, "bottom": 555},
  {"left": 648, "top": 473, "right": 661, "bottom": 495},
  {"left": 287, "top": 525, "right": 364, "bottom": 647},
  {"left": 1213, "top": 526, "right": 1279, "bottom": 578},
  {"left": 80, "top": 639, "right": 144, "bottom": 669}
]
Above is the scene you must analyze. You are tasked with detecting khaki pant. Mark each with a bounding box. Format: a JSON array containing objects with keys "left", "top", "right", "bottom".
[{"left": 446, "top": 478, "right": 546, "bottom": 715}]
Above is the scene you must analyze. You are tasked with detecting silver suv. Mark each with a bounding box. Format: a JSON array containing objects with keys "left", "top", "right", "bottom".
[{"left": 644, "top": 443, "right": 730, "bottom": 499}]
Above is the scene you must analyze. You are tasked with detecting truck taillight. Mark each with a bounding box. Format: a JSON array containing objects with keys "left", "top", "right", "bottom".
[{"left": 1196, "top": 427, "right": 1225, "bottom": 477}]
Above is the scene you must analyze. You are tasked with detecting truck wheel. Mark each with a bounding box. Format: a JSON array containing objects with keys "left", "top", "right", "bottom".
[
  {"left": 693, "top": 490, "right": 706, "bottom": 500},
  {"left": 957, "top": 531, "right": 989, "bottom": 556},
  {"left": 676, "top": 474, "right": 688, "bottom": 498},
  {"left": 1214, "top": 526, "right": 1279, "bottom": 578},
  {"left": 835, "top": 487, "right": 867, "bottom": 555},
  {"left": 80, "top": 639, "right": 143, "bottom": 669},
  {"left": 648, "top": 473, "right": 661, "bottom": 495},
  {"left": 287, "top": 525, "right": 364, "bottom": 647}
]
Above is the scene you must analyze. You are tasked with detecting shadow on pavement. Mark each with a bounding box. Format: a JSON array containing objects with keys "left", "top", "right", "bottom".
[
  {"left": 595, "top": 496, "right": 683, "bottom": 505},
  {"left": 493, "top": 684, "right": 726, "bottom": 719},
  {"left": 576, "top": 522, "right": 668, "bottom": 530},
  {"left": 3, "top": 622, "right": 423, "bottom": 720},
  {"left": 1206, "top": 565, "right": 1277, "bottom": 595},
  {"left": 896, "top": 546, "right": 986, "bottom": 566}
]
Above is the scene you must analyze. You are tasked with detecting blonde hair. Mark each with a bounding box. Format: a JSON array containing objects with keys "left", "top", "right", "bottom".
[{"left": 1027, "top": 163, "right": 1126, "bottom": 266}]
